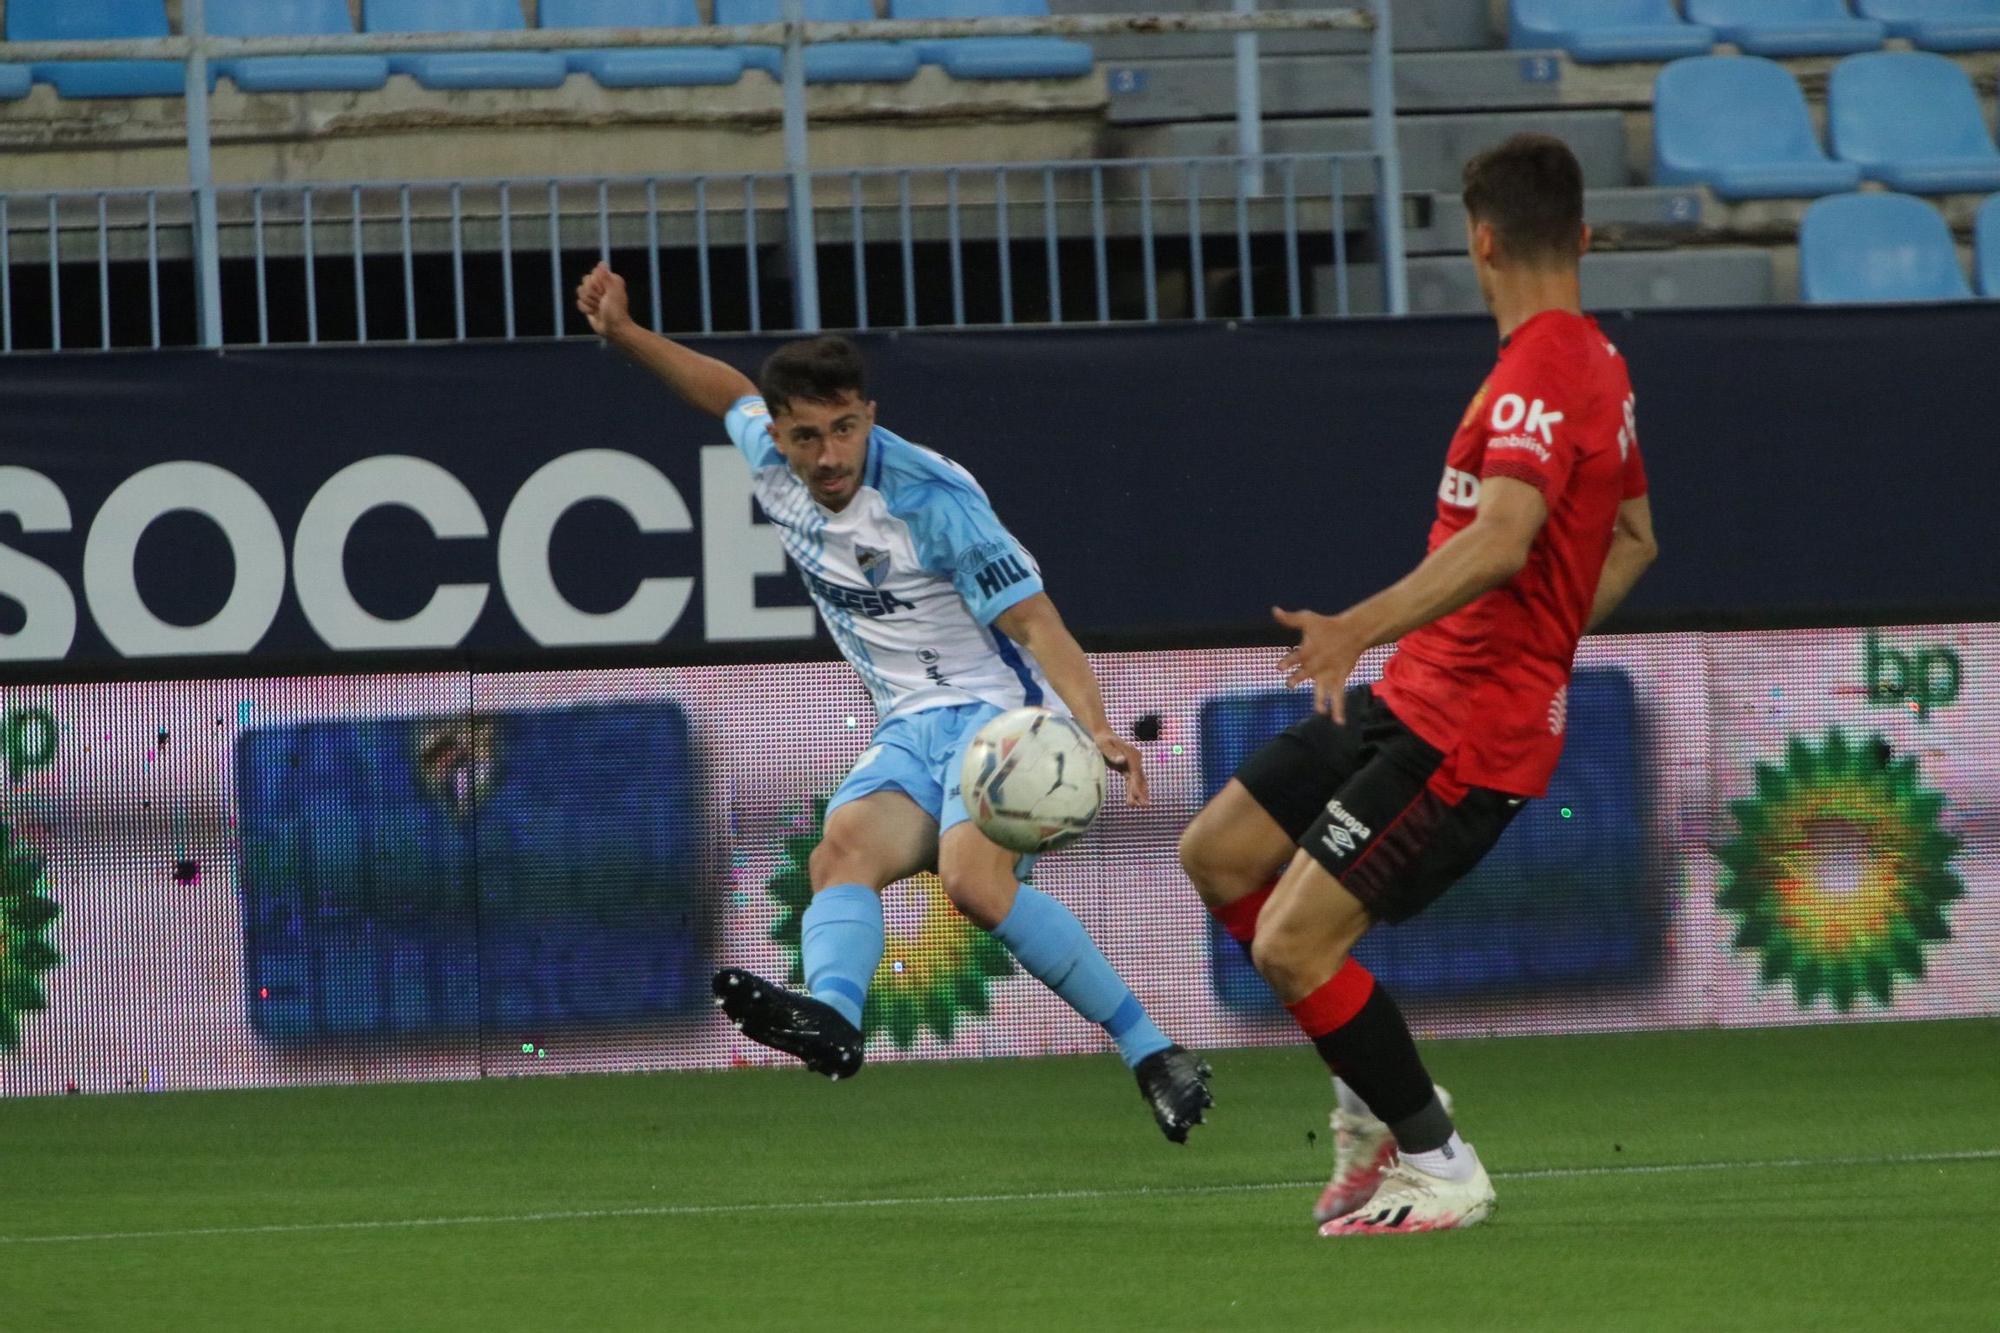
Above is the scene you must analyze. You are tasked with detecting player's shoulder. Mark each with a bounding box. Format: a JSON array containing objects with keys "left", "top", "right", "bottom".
[
  {"left": 869, "top": 426, "right": 995, "bottom": 517},
  {"left": 1502, "top": 312, "right": 1625, "bottom": 396},
  {"left": 727, "top": 394, "right": 786, "bottom": 469}
]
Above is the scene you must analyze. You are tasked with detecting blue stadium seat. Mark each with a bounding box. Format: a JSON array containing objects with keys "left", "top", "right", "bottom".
[
  {"left": 1653, "top": 57, "right": 1862, "bottom": 199},
  {"left": 211, "top": 0, "right": 390, "bottom": 93},
  {"left": 1829, "top": 52, "right": 2000, "bottom": 194},
  {"left": 1509, "top": 0, "right": 1715, "bottom": 64},
  {"left": 363, "top": 0, "right": 569, "bottom": 89},
  {"left": 717, "top": 0, "right": 919, "bottom": 83},
  {"left": 1856, "top": 0, "right": 2000, "bottom": 52},
  {"left": 542, "top": 0, "right": 744, "bottom": 87},
  {"left": 1977, "top": 194, "right": 2000, "bottom": 295},
  {"left": 10, "top": 0, "right": 191, "bottom": 98},
  {"left": 1800, "top": 193, "right": 1972, "bottom": 303},
  {"left": 887, "top": 0, "right": 1093, "bottom": 80},
  {"left": 1684, "top": 0, "right": 1884, "bottom": 57},
  {"left": 0, "top": 67, "right": 29, "bottom": 100}
]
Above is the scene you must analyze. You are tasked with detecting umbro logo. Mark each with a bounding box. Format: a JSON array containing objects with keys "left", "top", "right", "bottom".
[{"left": 1319, "top": 799, "right": 1372, "bottom": 861}]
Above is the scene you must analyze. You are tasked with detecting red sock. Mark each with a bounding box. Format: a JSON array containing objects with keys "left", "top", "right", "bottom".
[
  {"left": 1285, "top": 958, "right": 1377, "bottom": 1039},
  {"left": 1209, "top": 880, "right": 1276, "bottom": 944}
]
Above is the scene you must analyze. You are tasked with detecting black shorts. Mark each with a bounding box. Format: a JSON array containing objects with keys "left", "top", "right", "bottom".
[{"left": 1233, "top": 685, "right": 1525, "bottom": 924}]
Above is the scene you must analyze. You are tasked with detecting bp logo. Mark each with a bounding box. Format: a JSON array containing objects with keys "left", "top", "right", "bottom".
[
  {"left": 0, "top": 818, "right": 61, "bottom": 1051},
  {"left": 1717, "top": 730, "right": 1963, "bottom": 1011},
  {"left": 764, "top": 800, "right": 1013, "bottom": 1049}
]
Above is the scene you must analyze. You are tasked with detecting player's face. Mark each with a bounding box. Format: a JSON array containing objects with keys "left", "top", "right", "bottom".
[{"left": 770, "top": 390, "right": 876, "bottom": 510}]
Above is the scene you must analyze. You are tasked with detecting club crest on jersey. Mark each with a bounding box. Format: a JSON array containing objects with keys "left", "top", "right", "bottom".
[
  {"left": 1459, "top": 381, "right": 1491, "bottom": 432},
  {"left": 855, "top": 543, "right": 892, "bottom": 588}
]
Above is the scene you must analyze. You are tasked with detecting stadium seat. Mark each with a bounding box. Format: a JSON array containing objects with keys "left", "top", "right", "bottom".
[
  {"left": 1653, "top": 57, "right": 1862, "bottom": 200},
  {"left": 717, "top": 0, "right": 919, "bottom": 84},
  {"left": 1799, "top": 193, "right": 1972, "bottom": 303},
  {"left": 1684, "top": 0, "right": 1885, "bottom": 57},
  {"left": 542, "top": 0, "right": 744, "bottom": 87},
  {"left": 0, "top": 67, "right": 29, "bottom": 100},
  {"left": 886, "top": 0, "right": 1094, "bottom": 81},
  {"left": 9, "top": 0, "right": 191, "bottom": 98},
  {"left": 1508, "top": 0, "right": 1715, "bottom": 64},
  {"left": 363, "top": 0, "right": 569, "bottom": 90},
  {"left": 1828, "top": 52, "right": 2000, "bottom": 195},
  {"left": 1977, "top": 194, "right": 2000, "bottom": 295},
  {"left": 1855, "top": 0, "right": 2000, "bottom": 52},
  {"left": 210, "top": 0, "right": 391, "bottom": 93}
]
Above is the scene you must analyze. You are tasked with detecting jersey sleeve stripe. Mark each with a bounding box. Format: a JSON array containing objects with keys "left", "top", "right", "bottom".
[
  {"left": 1480, "top": 459, "right": 1553, "bottom": 496},
  {"left": 989, "top": 627, "right": 1045, "bottom": 708}
]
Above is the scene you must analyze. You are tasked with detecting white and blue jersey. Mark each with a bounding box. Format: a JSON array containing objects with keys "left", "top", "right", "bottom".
[{"left": 724, "top": 395, "right": 1056, "bottom": 723}]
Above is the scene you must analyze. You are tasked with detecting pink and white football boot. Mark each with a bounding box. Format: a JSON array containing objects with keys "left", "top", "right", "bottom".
[{"left": 1312, "top": 1084, "right": 1453, "bottom": 1226}]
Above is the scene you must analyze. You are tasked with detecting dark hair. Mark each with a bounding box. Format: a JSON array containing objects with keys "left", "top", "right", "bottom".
[
  {"left": 759, "top": 335, "right": 867, "bottom": 414},
  {"left": 1461, "top": 133, "right": 1585, "bottom": 266}
]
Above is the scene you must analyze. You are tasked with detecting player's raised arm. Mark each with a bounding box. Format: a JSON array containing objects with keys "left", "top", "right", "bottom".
[
  {"left": 575, "top": 261, "right": 755, "bottom": 420},
  {"left": 992, "top": 593, "right": 1149, "bottom": 806},
  {"left": 1276, "top": 476, "right": 1549, "bottom": 718}
]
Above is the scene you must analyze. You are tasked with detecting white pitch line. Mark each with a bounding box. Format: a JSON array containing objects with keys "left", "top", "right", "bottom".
[{"left": 4, "top": 1148, "right": 1995, "bottom": 1247}]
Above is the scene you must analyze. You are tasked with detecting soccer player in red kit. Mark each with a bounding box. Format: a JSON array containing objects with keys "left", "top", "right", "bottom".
[{"left": 1178, "top": 134, "right": 1660, "bottom": 1235}]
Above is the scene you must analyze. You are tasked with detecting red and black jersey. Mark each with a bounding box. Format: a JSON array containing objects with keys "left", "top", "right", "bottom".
[{"left": 1373, "top": 309, "right": 1647, "bottom": 797}]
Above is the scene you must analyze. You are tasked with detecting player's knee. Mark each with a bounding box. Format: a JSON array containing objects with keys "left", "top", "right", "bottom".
[
  {"left": 808, "top": 833, "right": 874, "bottom": 892},
  {"left": 1249, "top": 927, "right": 1316, "bottom": 1000},
  {"left": 1178, "top": 819, "right": 1251, "bottom": 908},
  {"left": 940, "top": 871, "right": 1015, "bottom": 932}
]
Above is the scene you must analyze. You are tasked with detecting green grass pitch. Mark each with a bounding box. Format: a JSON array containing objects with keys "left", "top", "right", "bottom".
[{"left": 3, "top": 1019, "right": 1995, "bottom": 1330}]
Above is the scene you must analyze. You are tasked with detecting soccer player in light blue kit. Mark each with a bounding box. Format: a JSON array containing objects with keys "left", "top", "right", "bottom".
[{"left": 577, "top": 263, "right": 1213, "bottom": 1141}]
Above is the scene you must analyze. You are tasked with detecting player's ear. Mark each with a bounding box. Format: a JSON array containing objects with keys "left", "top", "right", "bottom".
[
  {"left": 1577, "top": 222, "right": 1593, "bottom": 257},
  {"left": 1469, "top": 218, "right": 1496, "bottom": 267}
]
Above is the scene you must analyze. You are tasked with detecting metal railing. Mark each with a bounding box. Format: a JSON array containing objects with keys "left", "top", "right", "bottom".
[
  {"left": 0, "top": 2, "right": 1407, "bottom": 349},
  {"left": 0, "top": 153, "right": 1380, "bottom": 350}
]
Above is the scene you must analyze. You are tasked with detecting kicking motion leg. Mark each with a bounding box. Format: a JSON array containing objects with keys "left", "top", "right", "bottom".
[
  {"left": 939, "top": 823, "right": 1213, "bottom": 1143},
  {"left": 714, "top": 792, "right": 935, "bottom": 1079}
]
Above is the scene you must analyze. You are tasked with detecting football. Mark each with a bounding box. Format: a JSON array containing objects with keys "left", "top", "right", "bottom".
[{"left": 960, "top": 707, "right": 1107, "bottom": 854}]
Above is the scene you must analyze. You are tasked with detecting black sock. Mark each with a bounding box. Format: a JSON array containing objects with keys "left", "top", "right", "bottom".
[{"left": 1309, "top": 983, "right": 1455, "bottom": 1154}]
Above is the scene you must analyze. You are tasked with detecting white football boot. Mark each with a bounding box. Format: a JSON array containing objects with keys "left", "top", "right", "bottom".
[
  {"left": 1317, "top": 1153, "right": 1496, "bottom": 1237},
  {"left": 1312, "top": 1084, "right": 1453, "bottom": 1225}
]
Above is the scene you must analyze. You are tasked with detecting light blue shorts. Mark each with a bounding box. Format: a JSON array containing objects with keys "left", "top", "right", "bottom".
[{"left": 828, "top": 702, "right": 1037, "bottom": 875}]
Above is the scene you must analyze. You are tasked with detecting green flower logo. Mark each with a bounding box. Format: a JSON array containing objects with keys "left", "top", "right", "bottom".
[
  {"left": 0, "top": 819, "right": 61, "bottom": 1051},
  {"left": 764, "top": 801, "right": 1013, "bottom": 1049},
  {"left": 1717, "top": 730, "right": 1963, "bottom": 1011}
]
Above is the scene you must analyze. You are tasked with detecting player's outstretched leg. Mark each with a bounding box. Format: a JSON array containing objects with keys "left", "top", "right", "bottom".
[
  {"left": 940, "top": 823, "right": 1213, "bottom": 1143},
  {"left": 713, "top": 967, "right": 865, "bottom": 1080},
  {"left": 712, "top": 876, "right": 884, "bottom": 1081},
  {"left": 715, "top": 793, "right": 932, "bottom": 1080}
]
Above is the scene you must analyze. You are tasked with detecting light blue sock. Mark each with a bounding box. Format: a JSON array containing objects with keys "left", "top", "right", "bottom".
[
  {"left": 992, "top": 885, "right": 1172, "bottom": 1068},
  {"left": 800, "top": 884, "right": 883, "bottom": 1028}
]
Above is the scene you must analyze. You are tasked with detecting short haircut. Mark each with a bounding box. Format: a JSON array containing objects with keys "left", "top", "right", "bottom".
[
  {"left": 759, "top": 335, "right": 867, "bottom": 415},
  {"left": 1461, "top": 133, "right": 1585, "bottom": 266}
]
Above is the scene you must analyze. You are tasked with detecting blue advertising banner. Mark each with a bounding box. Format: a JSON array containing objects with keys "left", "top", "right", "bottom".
[{"left": 3, "top": 305, "right": 1995, "bottom": 676}]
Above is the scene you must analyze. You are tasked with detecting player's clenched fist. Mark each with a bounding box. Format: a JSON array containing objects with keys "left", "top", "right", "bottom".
[{"left": 576, "top": 261, "right": 630, "bottom": 339}]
